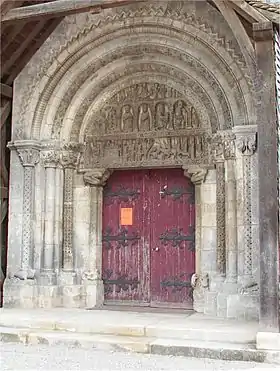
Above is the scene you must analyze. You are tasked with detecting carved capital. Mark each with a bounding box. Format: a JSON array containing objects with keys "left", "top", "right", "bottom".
[
  {"left": 211, "top": 132, "right": 236, "bottom": 163},
  {"left": 41, "top": 150, "right": 60, "bottom": 168},
  {"left": 236, "top": 134, "right": 257, "bottom": 156},
  {"left": 17, "top": 148, "right": 40, "bottom": 167},
  {"left": 183, "top": 165, "right": 207, "bottom": 185},
  {"left": 60, "top": 142, "right": 83, "bottom": 169},
  {"left": 84, "top": 168, "right": 111, "bottom": 187}
]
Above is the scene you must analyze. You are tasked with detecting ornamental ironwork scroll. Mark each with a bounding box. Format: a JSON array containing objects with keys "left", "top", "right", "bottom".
[
  {"left": 159, "top": 227, "right": 195, "bottom": 250},
  {"left": 102, "top": 227, "right": 140, "bottom": 249},
  {"left": 104, "top": 186, "right": 140, "bottom": 204},
  {"left": 103, "top": 269, "right": 140, "bottom": 294},
  {"left": 159, "top": 185, "right": 194, "bottom": 202}
]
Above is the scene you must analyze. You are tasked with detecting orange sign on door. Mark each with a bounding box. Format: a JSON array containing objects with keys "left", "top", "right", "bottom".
[{"left": 120, "top": 208, "right": 133, "bottom": 226}]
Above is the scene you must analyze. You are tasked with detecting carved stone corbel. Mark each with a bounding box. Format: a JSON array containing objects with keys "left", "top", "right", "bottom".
[
  {"left": 83, "top": 168, "right": 112, "bottom": 187},
  {"left": 182, "top": 165, "right": 208, "bottom": 185}
]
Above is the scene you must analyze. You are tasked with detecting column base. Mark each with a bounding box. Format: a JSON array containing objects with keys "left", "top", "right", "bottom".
[
  {"left": 38, "top": 271, "right": 57, "bottom": 285},
  {"left": 3, "top": 278, "right": 37, "bottom": 308},
  {"left": 84, "top": 279, "right": 104, "bottom": 309}
]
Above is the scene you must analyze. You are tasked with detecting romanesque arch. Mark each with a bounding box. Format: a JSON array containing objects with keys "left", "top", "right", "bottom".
[{"left": 5, "top": 1, "right": 259, "bottom": 317}]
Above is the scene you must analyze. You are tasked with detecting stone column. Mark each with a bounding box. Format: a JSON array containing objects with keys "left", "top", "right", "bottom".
[
  {"left": 14, "top": 141, "right": 40, "bottom": 279},
  {"left": 40, "top": 150, "right": 59, "bottom": 284},
  {"left": 253, "top": 23, "right": 279, "bottom": 332},
  {"left": 235, "top": 127, "right": 257, "bottom": 288},
  {"left": 225, "top": 158, "right": 238, "bottom": 284},
  {"left": 82, "top": 168, "right": 111, "bottom": 308},
  {"left": 183, "top": 166, "right": 208, "bottom": 313},
  {"left": 59, "top": 144, "right": 80, "bottom": 285}
]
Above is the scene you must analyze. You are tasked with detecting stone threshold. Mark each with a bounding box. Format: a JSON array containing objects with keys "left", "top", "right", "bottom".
[
  {"left": 1, "top": 326, "right": 280, "bottom": 364},
  {"left": 0, "top": 308, "right": 279, "bottom": 363}
]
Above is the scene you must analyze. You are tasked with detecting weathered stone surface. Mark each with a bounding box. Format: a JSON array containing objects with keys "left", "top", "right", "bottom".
[{"left": 3, "top": 0, "right": 278, "bottom": 324}]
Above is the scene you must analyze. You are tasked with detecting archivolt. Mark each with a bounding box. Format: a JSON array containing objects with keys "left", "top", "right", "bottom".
[{"left": 27, "top": 8, "right": 256, "bottom": 141}]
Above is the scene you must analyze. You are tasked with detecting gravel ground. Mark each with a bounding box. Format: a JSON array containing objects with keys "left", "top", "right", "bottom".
[{"left": 0, "top": 343, "right": 278, "bottom": 371}]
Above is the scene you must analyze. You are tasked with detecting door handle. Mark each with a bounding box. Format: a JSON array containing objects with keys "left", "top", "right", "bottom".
[{"left": 153, "top": 247, "right": 159, "bottom": 252}]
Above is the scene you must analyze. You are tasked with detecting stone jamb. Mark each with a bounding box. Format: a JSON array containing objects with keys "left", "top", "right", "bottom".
[
  {"left": 59, "top": 143, "right": 82, "bottom": 285},
  {"left": 7, "top": 140, "right": 40, "bottom": 280}
]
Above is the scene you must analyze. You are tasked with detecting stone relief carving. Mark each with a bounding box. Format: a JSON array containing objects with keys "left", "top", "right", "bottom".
[
  {"left": 71, "top": 62, "right": 217, "bottom": 141},
  {"left": 41, "top": 150, "right": 60, "bottom": 168},
  {"left": 60, "top": 143, "right": 83, "bottom": 168},
  {"left": 17, "top": 148, "right": 40, "bottom": 167},
  {"left": 80, "top": 83, "right": 211, "bottom": 170},
  {"left": 216, "top": 161, "right": 226, "bottom": 275},
  {"left": 236, "top": 134, "right": 257, "bottom": 156},
  {"left": 84, "top": 169, "right": 112, "bottom": 187}
]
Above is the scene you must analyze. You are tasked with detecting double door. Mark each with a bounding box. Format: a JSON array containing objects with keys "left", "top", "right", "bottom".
[{"left": 102, "top": 168, "right": 195, "bottom": 308}]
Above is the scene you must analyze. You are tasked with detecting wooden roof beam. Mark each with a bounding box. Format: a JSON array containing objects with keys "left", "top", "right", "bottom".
[
  {"left": 212, "top": 0, "right": 255, "bottom": 61},
  {"left": 228, "top": 0, "right": 269, "bottom": 24},
  {"left": 1, "top": 0, "right": 145, "bottom": 23},
  {"left": 0, "top": 83, "right": 13, "bottom": 99}
]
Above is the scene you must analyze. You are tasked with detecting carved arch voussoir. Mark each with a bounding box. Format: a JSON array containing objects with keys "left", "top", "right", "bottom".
[{"left": 22, "top": 2, "right": 254, "bottom": 142}]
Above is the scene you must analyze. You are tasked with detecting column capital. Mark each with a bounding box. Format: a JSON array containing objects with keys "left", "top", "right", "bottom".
[
  {"left": 84, "top": 168, "right": 112, "bottom": 187},
  {"left": 183, "top": 165, "right": 207, "bottom": 185},
  {"left": 211, "top": 131, "right": 236, "bottom": 163},
  {"left": 60, "top": 142, "right": 83, "bottom": 169},
  {"left": 41, "top": 149, "right": 60, "bottom": 168},
  {"left": 8, "top": 140, "right": 41, "bottom": 167}
]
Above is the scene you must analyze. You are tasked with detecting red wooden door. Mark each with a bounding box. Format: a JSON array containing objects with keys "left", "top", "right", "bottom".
[
  {"left": 102, "top": 169, "right": 195, "bottom": 307},
  {"left": 149, "top": 169, "right": 195, "bottom": 308},
  {"left": 102, "top": 170, "right": 150, "bottom": 304}
]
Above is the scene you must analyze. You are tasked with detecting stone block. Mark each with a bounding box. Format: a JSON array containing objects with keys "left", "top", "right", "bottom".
[
  {"left": 62, "top": 285, "right": 83, "bottom": 308},
  {"left": 204, "top": 291, "right": 217, "bottom": 316},
  {"left": 216, "top": 293, "right": 228, "bottom": 318},
  {"left": 37, "top": 285, "right": 61, "bottom": 308},
  {"left": 3, "top": 279, "right": 37, "bottom": 309},
  {"left": 256, "top": 332, "right": 280, "bottom": 351},
  {"left": 227, "top": 294, "right": 259, "bottom": 321},
  {"left": 84, "top": 280, "right": 104, "bottom": 308}
]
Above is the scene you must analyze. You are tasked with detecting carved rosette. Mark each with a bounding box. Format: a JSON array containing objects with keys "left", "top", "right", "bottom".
[{"left": 236, "top": 132, "right": 257, "bottom": 281}]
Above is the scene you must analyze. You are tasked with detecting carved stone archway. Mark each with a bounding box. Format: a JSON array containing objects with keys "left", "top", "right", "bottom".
[{"left": 4, "top": 1, "right": 260, "bottom": 318}]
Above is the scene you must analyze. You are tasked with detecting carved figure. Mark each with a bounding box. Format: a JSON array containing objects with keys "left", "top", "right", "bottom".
[
  {"left": 138, "top": 103, "right": 152, "bottom": 131},
  {"left": 121, "top": 105, "right": 134, "bottom": 132},
  {"left": 155, "top": 102, "right": 170, "bottom": 130},
  {"left": 104, "top": 107, "right": 117, "bottom": 133},
  {"left": 173, "top": 100, "right": 187, "bottom": 129}
]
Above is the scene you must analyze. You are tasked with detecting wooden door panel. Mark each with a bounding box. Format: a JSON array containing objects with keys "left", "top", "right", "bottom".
[
  {"left": 102, "top": 170, "right": 149, "bottom": 303},
  {"left": 149, "top": 169, "right": 195, "bottom": 308}
]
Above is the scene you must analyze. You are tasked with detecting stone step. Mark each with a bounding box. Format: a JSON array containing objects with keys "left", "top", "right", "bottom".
[
  {"left": 1, "top": 326, "right": 280, "bottom": 364},
  {"left": 0, "top": 315, "right": 257, "bottom": 344}
]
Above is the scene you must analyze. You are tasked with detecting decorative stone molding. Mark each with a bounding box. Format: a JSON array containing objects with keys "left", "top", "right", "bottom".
[
  {"left": 83, "top": 169, "right": 112, "bottom": 187},
  {"left": 7, "top": 141, "right": 40, "bottom": 279}
]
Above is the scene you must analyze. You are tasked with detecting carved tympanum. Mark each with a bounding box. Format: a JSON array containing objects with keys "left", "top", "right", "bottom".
[{"left": 80, "top": 83, "right": 210, "bottom": 170}]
